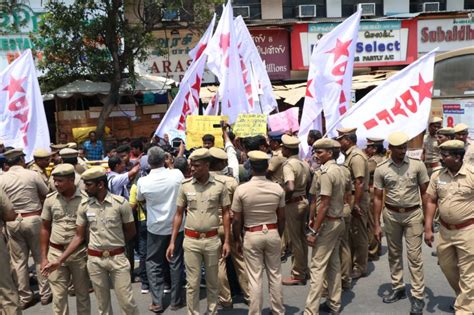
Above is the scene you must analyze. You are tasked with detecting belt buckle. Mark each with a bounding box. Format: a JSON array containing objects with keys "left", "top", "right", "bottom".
[
  {"left": 399, "top": 208, "right": 406, "bottom": 213},
  {"left": 262, "top": 225, "right": 268, "bottom": 234},
  {"left": 102, "top": 250, "right": 110, "bottom": 258},
  {"left": 200, "top": 232, "right": 206, "bottom": 239}
]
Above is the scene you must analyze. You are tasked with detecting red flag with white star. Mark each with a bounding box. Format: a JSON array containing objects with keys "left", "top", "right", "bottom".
[
  {"left": 298, "top": 10, "right": 361, "bottom": 157},
  {"left": 327, "top": 50, "right": 437, "bottom": 147},
  {"left": 0, "top": 49, "right": 50, "bottom": 162}
]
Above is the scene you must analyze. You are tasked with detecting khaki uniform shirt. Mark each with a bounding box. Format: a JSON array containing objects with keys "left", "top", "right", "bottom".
[
  {"left": 464, "top": 141, "right": 474, "bottom": 166},
  {"left": 368, "top": 154, "right": 385, "bottom": 186},
  {"left": 42, "top": 188, "right": 88, "bottom": 245},
  {"left": 0, "top": 188, "right": 13, "bottom": 227},
  {"left": 268, "top": 150, "right": 286, "bottom": 186},
  {"left": 0, "top": 165, "right": 49, "bottom": 213},
  {"left": 28, "top": 163, "right": 50, "bottom": 187},
  {"left": 309, "top": 160, "right": 350, "bottom": 218},
  {"left": 427, "top": 164, "right": 474, "bottom": 225},
  {"left": 232, "top": 176, "right": 285, "bottom": 228},
  {"left": 423, "top": 134, "right": 440, "bottom": 164},
  {"left": 344, "top": 145, "right": 370, "bottom": 206},
  {"left": 176, "top": 175, "right": 231, "bottom": 232},
  {"left": 374, "top": 156, "right": 429, "bottom": 208},
  {"left": 76, "top": 192, "right": 134, "bottom": 250},
  {"left": 283, "top": 155, "right": 311, "bottom": 197}
]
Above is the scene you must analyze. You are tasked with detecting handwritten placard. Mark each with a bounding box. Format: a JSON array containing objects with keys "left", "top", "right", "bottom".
[
  {"left": 185, "top": 115, "right": 228, "bottom": 149},
  {"left": 268, "top": 107, "right": 300, "bottom": 132},
  {"left": 232, "top": 114, "right": 267, "bottom": 138}
]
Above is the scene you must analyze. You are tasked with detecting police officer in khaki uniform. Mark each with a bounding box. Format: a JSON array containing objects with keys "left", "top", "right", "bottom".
[
  {"left": 29, "top": 148, "right": 53, "bottom": 188},
  {"left": 208, "top": 147, "right": 249, "bottom": 309},
  {"left": 50, "top": 144, "right": 68, "bottom": 165},
  {"left": 436, "top": 127, "right": 455, "bottom": 146},
  {"left": 424, "top": 140, "right": 474, "bottom": 313},
  {"left": 305, "top": 139, "right": 348, "bottom": 315},
  {"left": 454, "top": 123, "right": 474, "bottom": 166},
  {"left": 40, "top": 164, "right": 91, "bottom": 315},
  {"left": 42, "top": 166, "right": 139, "bottom": 315},
  {"left": 281, "top": 135, "right": 311, "bottom": 285},
  {"left": 166, "top": 148, "right": 231, "bottom": 315},
  {"left": 373, "top": 132, "right": 429, "bottom": 315},
  {"left": 0, "top": 187, "right": 21, "bottom": 314},
  {"left": 365, "top": 138, "right": 386, "bottom": 261},
  {"left": 336, "top": 128, "right": 370, "bottom": 280},
  {"left": 0, "top": 148, "right": 52, "bottom": 309},
  {"left": 49, "top": 148, "right": 86, "bottom": 192},
  {"left": 423, "top": 116, "right": 442, "bottom": 176},
  {"left": 232, "top": 150, "right": 286, "bottom": 315}
]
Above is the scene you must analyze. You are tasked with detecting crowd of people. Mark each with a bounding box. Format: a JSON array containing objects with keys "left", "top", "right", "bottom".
[{"left": 0, "top": 119, "right": 472, "bottom": 315}]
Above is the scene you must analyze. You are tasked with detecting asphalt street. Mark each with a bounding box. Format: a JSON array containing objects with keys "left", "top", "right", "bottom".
[{"left": 24, "top": 237, "right": 455, "bottom": 314}]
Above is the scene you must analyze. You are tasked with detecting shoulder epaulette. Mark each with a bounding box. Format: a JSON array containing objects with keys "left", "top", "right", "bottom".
[
  {"left": 80, "top": 191, "right": 88, "bottom": 198},
  {"left": 378, "top": 159, "right": 390, "bottom": 167},
  {"left": 182, "top": 177, "right": 193, "bottom": 183},
  {"left": 46, "top": 191, "right": 58, "bottom": 198},
  {"left": 112, "top": 194, "right": 125, "bottom": 204}
]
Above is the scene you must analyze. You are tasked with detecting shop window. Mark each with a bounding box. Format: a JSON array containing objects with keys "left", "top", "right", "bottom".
[
  {"left": 283, "top": 0, "right": 327, "bottom": 19},
  {"left": 341, "top": 0, "right": 383, "bottom": 17},
  {"left": 434, "top": 54, "right": 474, "bottom": 97},
  {"left": 409, "top": 0, "right": 447, "bottom": 13}
]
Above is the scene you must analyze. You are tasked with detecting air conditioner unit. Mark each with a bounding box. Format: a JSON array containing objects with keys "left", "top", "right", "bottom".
[
  {"left": 234, "top": 6, "right": 250, "bottom": 19},
  {"left": 161, "top": 8, "right": 180, "bottom": 21},
  {"left": 358, "top": 3, "right": 376, "bottom": 16},
  {"left": 297, "top": 4, "right": 316, "bottom": 18},
  {"left": 421, "top": 2, "right": 440, "bottom": 12}
]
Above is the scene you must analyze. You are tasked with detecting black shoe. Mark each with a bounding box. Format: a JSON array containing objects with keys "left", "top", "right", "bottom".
[
  {"left": 383, "top": 288, "right": 407, "bottom": 303},
  {"left": 410, "top": 298, "right": 425, "bottom": 315},
  {"left": 319, "top": 302, "right": 340, "bottom": 315}
]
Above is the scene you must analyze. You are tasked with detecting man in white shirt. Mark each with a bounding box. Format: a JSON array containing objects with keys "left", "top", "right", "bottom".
[
  {"left": 107, "top": 156, "right": 140, "bottom": 200},
  {"left": 137, "top": 146, "right": 185, "bottom": 312}
]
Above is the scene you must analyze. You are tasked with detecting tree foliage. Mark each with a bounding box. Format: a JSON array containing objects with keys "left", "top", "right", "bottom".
[{"left": 34, "top": 0, "right": 219, "bottom": 139}]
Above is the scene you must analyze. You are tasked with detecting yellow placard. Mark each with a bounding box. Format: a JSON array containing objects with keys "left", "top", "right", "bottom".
[
  {"left": 185, "top": 115, "right": 228, "bottom": 149},
  {"left": 232, "top": 114, "right": 267, "bottom": 138},
  {"left": 72, "top": 126, "right": 111, "bottom": 143}
]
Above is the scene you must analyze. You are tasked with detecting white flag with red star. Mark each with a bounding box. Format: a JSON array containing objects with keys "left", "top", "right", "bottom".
[
  {"left": 298, "top": 10, "right": 361, "bottom": 157},
  {"left": 327, "top": 50, "right": 437, "bottom": 146},
  {"left": 205, "top": 90, "right": 220, "bottom": 115},
  {"left": 0, "top": 49, "right": 50, "bottom": 162},
  {"left": 205, "top": 0, "right": 249, "bottom": 123}
]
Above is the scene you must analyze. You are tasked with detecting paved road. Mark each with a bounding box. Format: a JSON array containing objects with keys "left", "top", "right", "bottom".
[{"left": 24, "top": 239, "right": 455, "bottom": 314}]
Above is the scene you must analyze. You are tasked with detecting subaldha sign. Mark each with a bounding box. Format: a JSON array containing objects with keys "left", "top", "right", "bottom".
[
  {"left": 291, "top": 20, "right": 417, "bottom": 70},
  {"left": 418, "top": 18, "right": 474, "bottom": 55},
  {"left": 0, "top": 5, "right": 44, "bottom": 69}
]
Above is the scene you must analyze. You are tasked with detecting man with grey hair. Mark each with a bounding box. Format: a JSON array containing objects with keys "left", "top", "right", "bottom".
[{"left": 137, "top": 146, "right": 185, "bottom": 312}]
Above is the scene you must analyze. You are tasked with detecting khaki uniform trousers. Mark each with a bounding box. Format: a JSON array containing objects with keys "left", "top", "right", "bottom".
[
  {"left": 6, "top": 215, "right": 51, "bottom": 305},
  {"left": 304, "top": 219, "right": 345, "bottom": 315},
  {"left": 243, "top": 228, "right": 284, "bottom": 315},
  {"left": 86, "top": 253, "right": 139, "bottom": 315},
  {"left": 0, "top": 231, "right": 21, "bottom": 315},
  {"left": 383, "top": 208, "right": 425, "bottom": 299},
  {"left": 47, "top": 246, "right": 91, "bottom": 315},
  {"left": 217, "top": 226, "right": 249, "bottom": 305},
  {"left": 437, "top": 226, "right": 474, "bottom": 314},
  {"left": 183, "top": 235, "right": 221, "bottom": 315},
  {"left": 285, "top": 198, "right": 309, "bottom": 279},
  {"left": 350, "top": 201, "right": 369, "bottom": 274},
  {"left": 368, "top": 187, "right": 381, "bottom": 259},
  {"left": 340, "top": 205, "right": 352, "bottom": 288}
]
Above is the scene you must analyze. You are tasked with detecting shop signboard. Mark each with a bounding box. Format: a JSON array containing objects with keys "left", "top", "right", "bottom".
[
  {"left": 291, "top": 20, "right": 417, "bottom": 70},
  {"left": 137, "top": 29, "right": 216, "bottom": 83},
  {"left": 249, "top": 28, "right": 291, "bottom": 80},
  {"left": 441, "top": 99, "right": 474, "bottom": 139},
  {"left": 418, "top": 18, "right": 474, "bottom": 55}
]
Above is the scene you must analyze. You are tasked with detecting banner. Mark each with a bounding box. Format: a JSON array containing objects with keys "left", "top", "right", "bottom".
[
  {"left": 442, "top": 99, "right": 474, "bottom": 139},
  {"left": 232, "top": 114, "right": 267, "bottom": 138},
  {"left": 185, "top": 115, "right": 228, "bottom": 149},
  {"left": 268, "top": 107, "right": 299, "bottom": 132},
  {"left": 327, "top": 50, "right": 437, "bottom": 147},
  {"left": 0, "top": 49, "right": 50, "bottom": 162}
]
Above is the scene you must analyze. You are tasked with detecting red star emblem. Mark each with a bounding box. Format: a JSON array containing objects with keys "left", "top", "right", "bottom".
[
  {"left": 305, "top": 79, "right": 314, "bottom": 98},
  {"left": 410, "top": 74, "right": 433, "bottom": 104},
  {"left": 339, "top": 90, "right": 346, "bottom": 104},
  {"left": 195, "top": 43, "right": 207, "bottom": 60},
  {"left": 219, "top": 33, "right": 230, "bottom": 55},
  {"left": 325, "top": 38, "right": 352, "bottom": 63},
  {"left": 2, "top": 76, "right": 26, "bottom": 99},
  {"left": 191, "top": 75, "right": 201, "bottom": 93}
]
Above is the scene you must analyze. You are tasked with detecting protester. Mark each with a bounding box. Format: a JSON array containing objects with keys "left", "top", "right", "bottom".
[{"left": 82, "top": 131, "right": 104, "bottom": 161}]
